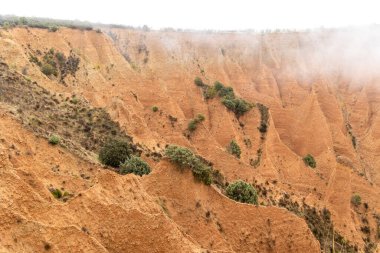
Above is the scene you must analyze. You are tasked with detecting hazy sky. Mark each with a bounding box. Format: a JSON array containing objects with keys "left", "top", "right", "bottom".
[{"left": 1, "top": 0, "right": 379, "bottom": 30}]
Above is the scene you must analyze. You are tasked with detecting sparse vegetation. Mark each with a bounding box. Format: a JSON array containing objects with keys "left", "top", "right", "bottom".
[
  {"left": 257, "top": 103, "right": 269, "bottom": 134},
  {"left": 351, "top": 194, "right": 362, "bottom": 207},
  {"left": 29, "top": 48, "right": 80, "bottom": 83},
  {"left": 226, "top": 180, "right": 258, "bottom": 204},
  {"left": 41, "top": 63, "right": 57, "bottom": 77},
  {"left": 99, "top": 139, "right": 132, "bottom": 168},
  {"left": 303, "top": 154, "right": 316, "bottom": 168},
  {"left": 227, "top": 140, "right": 241, "bottom": 158},
  {"left": 194, "top": 79, "right": 253, "bottom": 117},
  {"left": 0, "top": 62, "right": 136, "bottom": 163},
  {"left": 152, "top": 106, "right": 159, "bottom": 112},
  {"left": 194, "top": 77, "right": 204, "bottom": 87},
  {"left": 346, "top": 123, "right": 357, "bottom": 149},
  {"left": 48, "top": 135, "right": 60, "bottom": 145},
  {"left": 277, "top": 194, "right": 358, "bottom": 252},
  {"left": 120, "top": 156, "right": 151, "bottom": 176},
  {"left": 165, "top": 145, "right": 212, "bottom": 185},
  {"left": 187, "top": 114, "right": 205, "bottom": 132},
  {"left": 50, "top": 188, "right": 62, "bottom": 199}
]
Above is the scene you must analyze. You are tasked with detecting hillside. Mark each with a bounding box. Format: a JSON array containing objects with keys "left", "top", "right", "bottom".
[{"left": 0, "top": 25, "right": 379, "bottom": 252}]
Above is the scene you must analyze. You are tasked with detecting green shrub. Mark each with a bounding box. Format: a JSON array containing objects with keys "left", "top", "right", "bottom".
[
  {"left": 257, "top": 103, "right": 269, "bottom": 134},
  {"left": 120, "top": 156, "right": 151, "bottom": 176},
  {"left": 165, "top": 145, "right": 198, "bottom": 168},
  {"left": 227, "top": 140, "right": 241, "bottom": 158},
  {"left": 214, "top": 81, "right": 224, "bottom": 91},
  {"left": 152, "top": 106, "right": 158, "bottom": 112},
  {"left": 48, "top": 135, "right": 60, "bottom": 145},
  {"left": 194, "top": 77, "right": 204, "bottom": 87},
  {"left": 187, "top": 114, "right": 205, "bottom": 132},
  {"left": 226, "top": 180, "right": 258, "bottom": 204},
  {"left": 191, "top": 163, "right": 212, "bottom": 185},
  {"left": 303, "top": 154, "right": 316, "bottom": 168},
  {"left": 203, "top": 86, "right": 217, "bottom": 99},
  {"left": 70, "top": 97, "right": 79, "bottom": 104},
  {"left": 165, "top": 145, "right": 212, "bottom": 185},
  {"left": 48, "top": 25, "right": 58, "bottom": 32},
  {"left": 41, "top": 63, "right": 57, "bottom": 76},
  {"left": 195, "top": 78, "right": 253, "bottom": 117},
  {"left": 351, "top": 194, "right": 361, "bottom": 206},
  {"left": 196, "top": 114, "right": 205, "bottom": 122},
  {"left": 99, "top": 139, "right": 131, "bottom": 167},
  {"left": 234, "top": 99, "right": 252, "bottom": 116},
  {"left": 188, "top": 119, "right": 198, "bottom": 132},
  {"left": 51, "top": 188, "right": 62, "bottom": 199},
  {"left": 218, "top": 86, "right": 235, "bottom": 99}
]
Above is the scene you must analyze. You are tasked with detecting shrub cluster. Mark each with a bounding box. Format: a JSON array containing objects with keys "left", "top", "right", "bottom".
[
  {"left": 257, "top": 103, "right": 269, "bottom": 133},
  {"left": 187, "top": 114, "right": 205, "bottom": 132},
  {"left": 165, "top": 145, "right": 212, "bottom": 185},
  {"left": 120, "top": 156, "right": 151, "bottom": 176},
  {"left": 226, "top": 180, "right": 258, "bottom": 204},
  {"left": 303, "top": 154, "right": 316, "bottom": 168},
  {"left": 152, "top": 106, "right": 159, "bottom": 112},
  {"left": 50, "top": 188, "right": 62, "bottom": 199},
  {"left": 227, "top": 140, "right": 241, "bottom": 158},
  {"left": 99, "top": 139, "right": 132, "bottom": 168},
  {"left": 194, "top": 79, "right": 253, "bottom": 117},
  {"left": 99, "top": 139, "right": 151, "bottom": 176},
  {"left": 29, "top": 48, "right": 80, "bottom": 82}
]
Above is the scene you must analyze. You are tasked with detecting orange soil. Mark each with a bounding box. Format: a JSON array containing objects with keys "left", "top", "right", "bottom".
[{"left": 0, "top": 26, "right": 379, "bottom": 252}]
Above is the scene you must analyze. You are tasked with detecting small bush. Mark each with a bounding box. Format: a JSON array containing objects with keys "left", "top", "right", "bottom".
[
  {"left": 196, "top": 114, "right": 205, "bottom": 122},
  {"left": 48, "top": 25, "right": 58, "bottom": 32},
  {"left": 187, "top": 114, "right": 205, "bottom": 132},
  {"left": 258, "top": 122, "right": 268, "bottom": 133},
  {"left": 152, "top": 106, "right": 158, "bottom": 112},
  {"left": 120, "top": 156, "right": 151, "bottom": 176},
  {"left": 70, "top": 97, "right": 79, "bottom": 104},
  {"left": 188, "top": 119, "right": 198, "bottom": 132},
  {"left": 218, "top": 86, "right": 235, "bottom": 99},
  {"left": 226, "top": 180, "right": 258, "bottom": 204},
  {"left": 351, "top": 194, "right": 361, "bottom": 207},
  {"left": 303, "top": 154, "right": 316, "bottom": 168},
  {"left": 227, "top": 140, "right": 241, "bottom": 158},
  {"left": 203, "top": 86, "right": 217, "bottom": 99},
  {"left": 214, "top": 81, "right": 224, "bottom": 91},
  {"left": 191, "top": 163, "right": 212, "bottom": 185},
  {"left": 48, "top": 135, "right": 60, "bottom": 145},
  {"left": 194, "top": 77, "right": 204, "bottom": 87},
  {"left": 165, "top": 145, "right": 212, "bottom": 185},
  {"left": 50, "top": 188, "right": 62, "bottom": 199},
  {"left": 41, "top": 63, "right": 57, "bottom": 76},
  {"left": 165, "top": 145, "right": 198, "bottom": 168},
  {"left": 99, "top": 139, "right": 131, "bottom": 167}
]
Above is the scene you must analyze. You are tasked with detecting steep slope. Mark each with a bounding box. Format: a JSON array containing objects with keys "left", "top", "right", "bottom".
[{"left": 0, "top": 25, "right": 379, "bottom": 252}]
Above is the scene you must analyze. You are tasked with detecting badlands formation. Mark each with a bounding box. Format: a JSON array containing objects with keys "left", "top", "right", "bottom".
[{"left": 0, "top": 24, "right": 380, "bottom": 252}]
